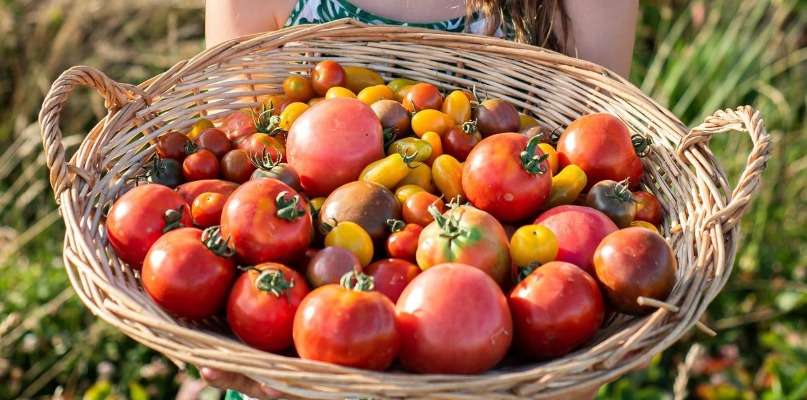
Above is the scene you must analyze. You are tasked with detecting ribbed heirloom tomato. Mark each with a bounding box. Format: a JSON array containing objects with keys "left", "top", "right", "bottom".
[
  {"left": 220, "top": 179, "right": 312, "bottom": 264},
  {"left": 106, "top": 184, "right": 192, "bottom": 267},
  {"left": 227, "top": 263, "right": 309, "bottom": 352},
  {"left": 396, "top": 263, "right": 512, "bottom": 374},
  {"left": 463, "top": 134, "right": 552, "bottom": 222}
]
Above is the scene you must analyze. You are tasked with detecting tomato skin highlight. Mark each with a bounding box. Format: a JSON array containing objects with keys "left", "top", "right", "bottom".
[
  {"left": 141, "top": 227, "right": 235, "bottom": 319},
  {"left": 396, "top": 263, "right": 512, "bottom": 374},
  {"left": 106, "top": 184, "right": 192, "bottom": 267},
  {"left": 534, "top": 205, "right": 618, "bottom": 275},
  {"left": 220, "top": 179, "right": 313, "bottom": 265},
  {"left": 227, "top": 263, "right": 309, "bottom": 352},
  {"left": 364, "top": 258, "right": 420, "bottom": 302},
  {"left": 462, "top": 133, "right": 552, "bottom": 222},
  {"left": 509, "top": 261, "right": 604, "bottom": 359}
]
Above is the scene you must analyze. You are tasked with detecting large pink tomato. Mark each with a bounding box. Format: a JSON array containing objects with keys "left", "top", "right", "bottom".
[
  {"left": 286, "top": 98, "right": 384, "bottom": 196},
  {"left": 534, "top": 205, "right": 617, "bottom": 275}
]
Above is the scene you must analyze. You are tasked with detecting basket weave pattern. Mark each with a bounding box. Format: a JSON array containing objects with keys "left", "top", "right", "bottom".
[{"left": 38, "top": 20, "right": 771, "bottom": 399}]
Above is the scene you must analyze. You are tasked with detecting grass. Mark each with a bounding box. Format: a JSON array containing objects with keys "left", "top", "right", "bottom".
[{"left": 0, "top": 0, "right": 804, "bottom": 398}]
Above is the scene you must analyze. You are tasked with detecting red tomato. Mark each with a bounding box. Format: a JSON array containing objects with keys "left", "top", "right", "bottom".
[
  {"left": 463, "top": 133, "right": 552, "bottom": 222},
  {"left": 311, "top": 61, "right": 347, "bottom": 96},
  {"left": 182, "top": 149, "right": 219, "bottom": 181},
  {"left": 238, "top": 132, "right": 285, "bottom": 161},
  {"left": 386, "top": 223, "right": 422, "bottom": 262},
  {"left": 364, "top": 258, "right": 420, "bottom": 302},
  {"left": 227, "top": 263, "right": 310, "bottom": 351},
  {"left": 633, "top": 191, "right": 663, "bottom": 226},
  {"left": 557, "top": 113, "right": 643, "bottom": 188},
  {"left": 286, "top": 98, "right": 384, "bottom": 196},
  {"left": 402, "top": 192, "right": 445, "bottom": 226},
  {"left": 156, "top": 131, "right": 189, "bottom": 161},
  {"left": 175, "top": 179, "right": 238, "bottom": 204},
  {"left": 305, "top": 246, "right": 362, "bottom": 288},
  {"left": 220, "top": 179, "right": 313, "bottom": 264},
  {"left": 221, "top": 110, "right": 257, "bottom": 142},
  {"left": 293, "top": 272, "right": 399, "bottom": 370},
  {"left": 141, "top": 227, "right": 235, "bottom": 319},
  {"left": 442, "top": 126, "right": 480, "bottom": 161},
  {"left": 534, "top": 205, "right": 617, "bottom": 275},
  {"left": 396, "top": 263, "right": 512, "bottom": 374},
  {"left": 197, "top": 128, "right": 232, "bottom": 158},
  {"left": 402, "top": 83, "right": 443, "bottom": 112},
  {"left": 509, "top": 261, "right": 604, "bottom": 359},
  {"left": 191, "top": 192, "right": 226, "bottom": 228},
  {"left": 106, "top": 184, "right": 192, "bottom": 267},
  {"left": 220, "top": 149, "right": 255, "bottom": 183}
]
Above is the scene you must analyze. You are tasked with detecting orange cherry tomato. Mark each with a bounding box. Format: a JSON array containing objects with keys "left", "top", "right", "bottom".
[
  {"left": 411, "top": 109, "right": 454, "bottom": 137},
  {"left": 403, "top": 192, "right": 445, "bottom": 226},
  {"left": 191, "top": 192, "right": 227, "bottom": 228},
  {"left": 403, "top": 83, "right": 443, "bottom": 112},
  {"left": 357, "top": 84, "right": 396, "bottom": 105},
  {"left": 442, "top": 90, "right": 472, "bottom": 124},
  {"left": 431, "top": 154, "right": 464, "bottom": 202},
  {"left": 325, "top": 86, "right": 356, "bottom": 99},
  {"left": 311, "top": 61, "right": 347, "bottom": 96},
  {"left": 420, "top": 131, "right": 443, "bottom": 165},
  {"left": 283, "top": 75, "right": 315, "bottom": 102}
]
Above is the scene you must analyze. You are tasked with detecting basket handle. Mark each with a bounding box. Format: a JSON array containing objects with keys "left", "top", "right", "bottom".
[
  {"left": 677, "top": 106, "right": 772, "bottom": 230},
  {"left": 38, "top": 65, "right": 143, "bottom": 199}
]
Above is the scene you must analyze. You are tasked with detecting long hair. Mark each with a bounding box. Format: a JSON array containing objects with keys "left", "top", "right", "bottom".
[{"left": 466, "top": 0, "right": 570, "bottom": 53}]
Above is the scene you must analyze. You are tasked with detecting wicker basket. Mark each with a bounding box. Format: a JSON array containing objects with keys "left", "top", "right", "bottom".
[{"left": 38, "top": 19, "right": 771, "bottom": 399}]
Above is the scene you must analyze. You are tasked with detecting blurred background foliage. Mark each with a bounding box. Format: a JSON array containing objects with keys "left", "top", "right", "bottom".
[{"left": 0, "top": 0, "right": 804, "bottom": 399}]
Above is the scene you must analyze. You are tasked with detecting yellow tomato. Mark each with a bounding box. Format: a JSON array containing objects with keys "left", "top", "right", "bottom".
[
  {"left": 442, "top": 90, "right": 472, "bottom": 124},
  {"left": 420, "top": 131, "right": 443, "bottom": 165},
  {"left": 282, "top": 75, "right": 315, "bottom": 102},
  {"left": 398, "top": 162, "right": 434, "bottom": 193},
  {"left": 357, "top": 84, "right": 396, "bottom": 105},
  {"left": 325, "top": 86, "right": 356, "bottom": 99},
  {"left": 394, "top": 184, "right": 426, "bottom": 204},
  {"left": 343, "top": 66, "right": 385, "bottom": 93},
  {"left": 431, "top": 154, "right": 464, "bottom": 201},
  {"left": 630, "top": 220, "right": 660, "bottom": 233},
  {"left": 510, "top": 225, "right": 558, "bottom": 267},
  {"left": 360, "top": 153, "right": 416, "bottom": 189},
  {"left": 519, "top": 113, "right": 540, "bottom": 130},
  {"left": 538, "top": 143, "right": 559, "bottom": 175},
  {"left": 548, "top": 164, "right": 587, "bottom": 207},
  {"left": 187, "top": 118, "right": 214, "bottom": 140},
  {"left": 324, "top": 221, "right": 374, "bottom": 266},
  {"left": 411, "top": 109, "right": 455, "bottom": 137},
  {"left": 278, "top": 102, "right": 309, "bottom": 131}
]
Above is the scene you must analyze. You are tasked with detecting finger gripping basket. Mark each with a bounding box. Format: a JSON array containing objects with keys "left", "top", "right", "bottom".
[{"left": 39, "top": 19, "right": 770, "bottom": 399}]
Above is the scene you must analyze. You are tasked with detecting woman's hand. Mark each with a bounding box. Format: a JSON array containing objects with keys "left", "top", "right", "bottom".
[{"left": 201, "top": 368, "right": 284, "bottom": 399}]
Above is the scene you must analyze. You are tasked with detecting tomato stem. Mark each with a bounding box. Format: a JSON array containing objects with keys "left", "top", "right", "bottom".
[
  {"left": 339, "top": 270, "right": 375, "bottom": 292},
  {"left": 386, "top": 218, "right": 405, "bottom": 233},
  {"left": 382, "top": 127, "right": 397, "bottom": 150},
  {"left": 162, "top": 206, "right": 185, "bottom": 233},
  {"left": 255, "top": 269, "right": 295, "bottom": 297},
  {"left": 516, "top": 262, "right": 540, "bottom": 283},
  {"left": 520, "top": 135, "right": 550, "bottom": 175},
  {"left": 184, "top": 140, "right": 198, "bottom": 155},
  {"left": 275, "top": 191, "right": 305, "bottom": 221},
  {"left": 631, "top": 134, "right": 652, "bottom": 157},
  {"left": 429, "top": 205, "right": 468, "bottom": 241},
  {"left": 252, "top": 104, "right": 284, "bottom": 136},
  {"left": 202, "top": 226, "right": 235, "bottom": 257},
  {"left": 249, "top": 149, "right": 282, "bottom": 171},
  {"left": 607, "top": 179, "right": 634, "bottom": 203}
]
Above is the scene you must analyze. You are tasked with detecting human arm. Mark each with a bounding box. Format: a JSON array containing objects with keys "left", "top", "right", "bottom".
[{"left": 205, "top": 0, "right": 297, "bottom": 48}]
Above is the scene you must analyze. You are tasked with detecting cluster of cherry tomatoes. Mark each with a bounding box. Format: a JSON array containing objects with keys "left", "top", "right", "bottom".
[{"left": 106, "top": 60, "right": 676, "bottom": 373}]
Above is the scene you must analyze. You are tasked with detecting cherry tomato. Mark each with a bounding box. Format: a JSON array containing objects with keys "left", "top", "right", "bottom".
[
  {"left": 534, "top": 205, "right": 617, "bottom": 275},
  {"left": 278, "top": 102, "right": 309, "bottom": 131},
  {"left": 386, "top": 223, "right": 422, "bottom": 262},
  {"left": 311, "top": 60, "right": 347, "bottom": 96},
  {"left": 220, "top": 149, "right": 255, "bottom": 183},
  {"left": 557, "top": 113, "right": 644, "bottom": 188},
  {"left": 156, "top": 131, "right": 190, "bottom": 161},
  {"left": 182, "top": 149, "right": 219, "bottom": 181},
  {"left": 387, "top": 137, "right": 432, "bottom": 163},
  {"left": 343, "top": 65, "right": 384, "bottom": 93},
  {"left": 630, "top": 220, "right": 659, "bottom": 233},
  {"left": 293, "top": 271, "right": 399, "bottom": 370},
  {"left": 106, "top": 184, "right": 192, "bottom": 266},
  {"left": 509, "top": 224, "right": 558, "bottom": 267},
  {"left": 633, "top": 191, "right": 663, "bottom": 225},
  {"left": 548, "top": 164, "right": 587, "bottom": 207},
  {"left": 141, "top": 227, "right": 235, "bottom": 319},
  {"left": 509, "top": 261, "right": 604, "bottom": 359},
  {"left": 365, "top": 258, "right": 420, "bottom": 302},
  {"left": 175, "top": 179, "right": 238, "bottom": 204},
  {"left": 191, "top": 192, "right": 227, "bottom": 228},
  {"left": 416, "top": 205, "right": 510, "bottom": 285},
  {"left": 360, "top": 153, "right": 418, "bottom": 189},
  {"left": 397, "top": 163, "right": 434, "bottom": 193},
  {"left": 585, "top": 179, "right": 636, "bottom": 227},
  {"left": 463, "top": 134, "right": 552, "bottom": 222},
  {"left": 594, "top": 227, "right": 676, "bottom": 315},
  {"left": 324, "top": 221, "right": 374, "bottom": 266},
  {"left": 411, "top": 109, "right": 454, "bottom": 137},
  {"left": 282, "top": 75, "right": 314, "bottom": 102},
  {"left": 249, "top": 153, "right": 302, "bottom": 192},
  {"left": 403, "top": 83, "right": 443, "bottom": 112},
  {"left": 305, "top": 246, "right": 362, "bottom": 288},
  {"left": 220, "top": 110, "right": 257, "bottom": 142},
  {"left": 318, "top": 181, "right": 402, "bottom": 244},
  {"left": 142, "top": 157, "right": 182, "bottom": 188},
  {"left": 287, "top": 98, "right": 384, "bottom": 196},
  {"left": 196, "top": 128, "right": 232, "bottom": 158},
  {"left": 441, "top": 90, "right": 472, "bottom": 124},
  {"left": 474, "top": 99, "right": 519, "bottom": 136},
  {"left": 442, "top": 126, "right": 480, "bottom": 161},
  {"left": 357, "top": 84, "right": 395, "bottom": 105},
  {"left": 227, "top": 263, "right": 309, "bottom": 352},
  {"left": 396, "top": 263, "right": 512, "bottom": 374},
  {"left": 431, "top": 154, "right": 464, "bottom": 202},
  {"left": 538, "top": 143, "right": 559, "bottom": 175},
  {"left": 371, "top": 100, "right": 410, "bottom": 137},
  {"left": 220, "top": 179, "right": 312, "bottom": 264},
  {"left": 394, "top": 184, "right": 425, "bottom": 204},
  {"left": 325, "top": 86, "right": 356, "bottom": 99},
  {"left": 403, "top": 191, "right": 444, "bottom": 226},
  {"left": 187, "top": 118, "right": 214, "bottom": 141},
  {"left": 420, "top": 131, "right": 443, "bottom": 165},
  {"left": 519, "top": 113, "right": 540, "bottom": 130},
  {"left": 386, "top": 78, "right": 418, "bottom": 100},
  {"left": 238, "top": 132, "right": 285, "bottom": 160}
]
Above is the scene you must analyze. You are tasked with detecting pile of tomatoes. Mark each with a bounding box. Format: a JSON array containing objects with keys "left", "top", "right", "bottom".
[{"left": 106, "top": 60, "right": 676, "bottom": 373}]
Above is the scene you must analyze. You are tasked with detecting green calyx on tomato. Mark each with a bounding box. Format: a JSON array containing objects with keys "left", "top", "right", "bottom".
[
  {"left": 516, "top": 261, "right": 539, "bottom": 283},
  {"left": 201, "top": 226, "right": 235, "bottom": 257},
  {"left": 428, "top": 204, "right": 470, "bottom": 242},
  {"left": 137, "top": 157, "right": 182, "bottom": 188},
  {"left": 184, "top": 140, "right": 198, "bottom": 155},
  {"left": 383, "top": 127, "right": 397, "bottom": 150},
  {"left": 162, "top": 206, "right": 186, "bottom": 233},
  {"left": 252, "top": 104, "right": 283, "bottom": 136},
  {"left": 250, "top": 149, "right": 281, "bottom": 170},
  {"left": 339, "top": 270, "right": 375, "bottom": 292},
  {"left": 519, "top": 135, "right": 550, "bottom": 175},
  {"left": 255, "top": 268, "right": 295, "bottom": 297},
  {"left": 607, "top": 179, "right": 634, "bottom": 203},
  {"left": 386, "top": 218, "right": 406, "bottom": 233},
  {"left": 631, "top": 133, "right": 652, "bottom": 157},
  {"left": 275, "top": 191, "right": 305, "bottom": 221}
]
